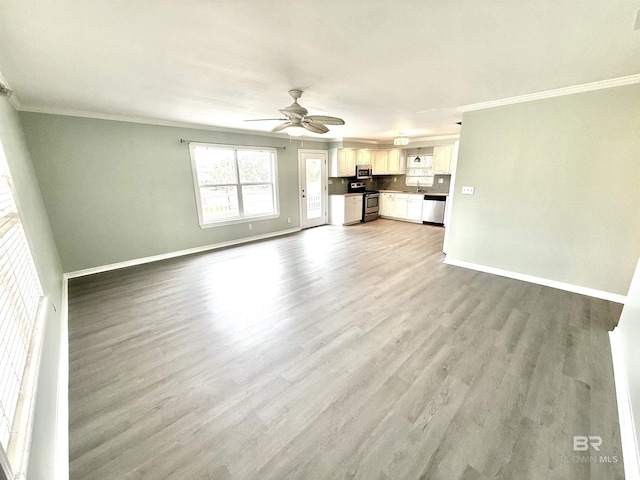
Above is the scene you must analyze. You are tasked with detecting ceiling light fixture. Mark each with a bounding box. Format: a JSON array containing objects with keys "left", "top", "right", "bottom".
[
  {"left": 393, "top": 132, "right": 409, "bottom": 146},
  {"left": 287, "top": 126, "right": 305, "bottom": 137}
]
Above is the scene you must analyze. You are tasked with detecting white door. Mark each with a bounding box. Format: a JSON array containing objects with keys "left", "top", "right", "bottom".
[{"left": 299, "top": 149, "right": 328, "bottom": 229}]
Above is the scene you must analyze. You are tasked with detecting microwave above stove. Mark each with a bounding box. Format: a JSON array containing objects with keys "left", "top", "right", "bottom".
[{"left": 355, "top": 164, "right": 373, "bottom": 180}]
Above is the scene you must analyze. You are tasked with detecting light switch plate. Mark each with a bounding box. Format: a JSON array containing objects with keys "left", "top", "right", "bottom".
[{"left": 461, "top": 186, "right": 475, "bottom": 195}]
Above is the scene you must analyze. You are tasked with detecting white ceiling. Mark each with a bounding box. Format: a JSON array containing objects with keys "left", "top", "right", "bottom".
[{"left": 1, "top": 1, "right": 639, "bottom": 142}]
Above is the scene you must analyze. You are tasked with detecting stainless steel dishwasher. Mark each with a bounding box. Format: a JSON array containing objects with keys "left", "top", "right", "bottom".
[{"left": 422, "top": 195, "right": 446, "bottom": 225}]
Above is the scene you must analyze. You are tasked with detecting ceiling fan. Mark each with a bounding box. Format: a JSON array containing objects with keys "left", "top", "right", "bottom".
[{"left": 245, "top": 89, "right": 344, "bottom": 136}]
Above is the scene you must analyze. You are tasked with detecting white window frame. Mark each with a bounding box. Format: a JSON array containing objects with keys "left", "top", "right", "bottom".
[
  {"left": 188, "top": 143, "right": 279, "bottom": 228},
  {"left": 0, "top": 142, "right": 47, "bottom": 480},
  {"left": 405, "top": 154, "right": 435, "bottom": 187}
]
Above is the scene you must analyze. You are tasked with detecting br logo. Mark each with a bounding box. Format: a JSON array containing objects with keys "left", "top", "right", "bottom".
[{"left": 573, "top": 436, "right": 602, "bottom": 451}]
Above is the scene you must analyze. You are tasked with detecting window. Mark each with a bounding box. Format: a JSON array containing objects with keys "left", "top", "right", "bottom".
[
  {"left": 405, "top": 154, "right": 434, "bottom": 187},
  {"left": 189, "top": 143, "right": 279, "bottom": 227},
  {"left": 0, "top": 143, "right": 45, "bottom": 479}
]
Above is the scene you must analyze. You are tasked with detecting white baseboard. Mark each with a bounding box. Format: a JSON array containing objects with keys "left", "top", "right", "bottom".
[
  {"left": 609, "top": 330, "right": 640, "bottom": 480},
  {"left": 65, "top": 227, "right": 301, "bottom": 279},
  {"left": 443, "top": 257, "right": 627, "bottom": 304}
]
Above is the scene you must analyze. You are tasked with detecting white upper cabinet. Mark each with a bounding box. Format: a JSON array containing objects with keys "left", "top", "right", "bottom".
[
  {"left": 386, "top": 149, "right": 403, "bottom": 174},
  {"left": 372, "top": 150, "right": 388, "bottom": 175},
  {"left": 357, "top": 149, "right": 373, "bottom": 165},
  {"left": 329, "top": 148, "right": 357, "bottom": 177},
  {"left": 372, "top": 149, "right": 403, "bottom": 175},
  {"left": 433, "top": 145, "right": 453, "bottom": 174},
  {"left": 329, "top": 147, "right": 404, "bottom": 177}
]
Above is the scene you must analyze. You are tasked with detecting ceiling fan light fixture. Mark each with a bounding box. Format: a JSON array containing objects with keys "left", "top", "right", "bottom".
[{"left": 287, "top": 126, "right": 305, "bottom": 137}]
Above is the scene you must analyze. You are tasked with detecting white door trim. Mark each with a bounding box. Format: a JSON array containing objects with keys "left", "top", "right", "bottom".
[{"left": 298, "top": 149, "right": 328, "bottom": 229}]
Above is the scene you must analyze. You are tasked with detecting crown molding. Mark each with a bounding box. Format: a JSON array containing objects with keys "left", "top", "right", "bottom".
[
  {"left": 458, "top": 74, "right": 640, "bottom": 112},
  {"left": 0, "top": 69, "right": 22, "bottom": 110},
  {"left": 341, "top": 137, "right": 380, "bottom": 145},
  {"left": 15, "top": 104, "right": 340, "bottom": 142},
  {"left": 409, "top": 134, "right": 460, "bottom": 143}
]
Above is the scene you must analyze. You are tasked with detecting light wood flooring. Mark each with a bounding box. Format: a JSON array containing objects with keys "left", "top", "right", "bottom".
[{"left": 68, "top": 219, "right": 625, "bottom": 479}]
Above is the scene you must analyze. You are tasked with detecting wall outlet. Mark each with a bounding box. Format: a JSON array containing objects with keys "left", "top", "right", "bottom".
[
  {"left": 341, "top": 179, "right": 345, "bottom": 184},
  {"left": 461, "top": 186, "right": 475, "bottom": 195},
  {"left": 438, "top": 178, "right": 444, "bottom": 184},
  {"left": 328, "top": 179, "right": 333, "bottom": 184},
  {"left": 248, "top": 223, "right": 253, "bottom": 230},
  {"left": 287, "top": 217, "right": 291, "bottom": 224},
  {"left": 393, "top": 177, "right": 397, "bottom": 182}
]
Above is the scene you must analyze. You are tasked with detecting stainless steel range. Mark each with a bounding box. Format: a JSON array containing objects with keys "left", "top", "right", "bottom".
[{"left": 348, "top": 182, "right": 379, "bottom": 222}]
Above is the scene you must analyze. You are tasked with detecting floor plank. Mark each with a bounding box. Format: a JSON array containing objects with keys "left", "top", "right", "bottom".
[{"left": 68, "top": 219, "right": 625, "bottom": 479}]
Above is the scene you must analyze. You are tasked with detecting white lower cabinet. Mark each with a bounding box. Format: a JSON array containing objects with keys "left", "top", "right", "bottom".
[
  {"left": 380, "top": 193, "right": 391, "bottom": 216},
  {"left": 380, "top": 192, "right": 424, "bottom": 223},
  {"left": 407, "top": 196, "right": 423, "bottom": 221},
  {"left": 394, "top": 194, "right": 409, "bottom": 219},
  {"left": 329, "top": 194, "right": 363, "bottom": 225}
]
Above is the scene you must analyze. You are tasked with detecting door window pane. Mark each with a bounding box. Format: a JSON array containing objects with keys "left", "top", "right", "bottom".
[{"left": 305, "top": 158, "right": 322, "bottom": 220}]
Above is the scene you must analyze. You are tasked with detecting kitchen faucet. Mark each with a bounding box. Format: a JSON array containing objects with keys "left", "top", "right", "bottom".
[{"left": 416, "top": 180, "right": 422, "bottom": 193}]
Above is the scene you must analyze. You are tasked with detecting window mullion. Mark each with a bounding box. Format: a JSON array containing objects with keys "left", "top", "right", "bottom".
[{"left": 233, "top": 150, "right": 245, "bottom": 216}]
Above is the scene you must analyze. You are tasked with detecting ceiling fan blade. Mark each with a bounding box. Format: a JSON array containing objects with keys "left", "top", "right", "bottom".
[
  {"left": 279, "top": 109, "right": 304, "bottom": 120},
  {"left": 271, "top": 122, "right": 292, "bottom": 132},
  {"left": 302, "top": 121, "right": 329, "bottom": 134},
  {"left": 304, "top": 115, "right": 345, "bottom": 126},
  {"left": 244, "top": 118, "right": 288, "bottom": 122}
]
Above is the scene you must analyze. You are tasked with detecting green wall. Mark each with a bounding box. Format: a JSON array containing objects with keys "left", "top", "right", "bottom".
[
  {"left": 447, "top": 83, "right": 640, "bottom": 296},
  {"left": 19, "top": 113, "right": 329, "bottom": 272},
  {"left": 0, "top": 98, "right": 64, "bottom": 479}
]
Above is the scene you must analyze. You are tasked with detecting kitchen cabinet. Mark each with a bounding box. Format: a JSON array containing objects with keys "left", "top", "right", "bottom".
[
  {"left": 380, "top": 192, "right": 391, "bottom": 217},
  {"left": 407, "top": 195, "right": 423, "bottom": 221},
  {"left": 372, "top": 149, "right": 404, "bottom": 175},
  {"left": 394, "top": 194, "right": 409, "bottom": 219},
  {"left": 380, "top": 192, "right": 424, "bottom": 224},
  {"left": 329, "top": 194, "right": 363, "bottom": 225},
  {"left": 329, "top": 148, "right": 357, "bottom": 177},
  {"left": 372, "top": 150, "right": 387, "bottom": 175},
  {"left": 433, "top": 145, "right": 453, "bottom": 174},
  {"left": 386, "top": 149, "right": 403, "bottom": 174},
  {"left": 330, "top": 148, "right": 404, "bottom": 176},
  {"left": 357, "top": 149, "right": 373, "bottom": 165}
]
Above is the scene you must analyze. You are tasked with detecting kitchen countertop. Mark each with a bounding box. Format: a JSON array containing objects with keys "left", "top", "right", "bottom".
[
  {"left": 329, "top": 193, "right": 363, "bottom": 197},
  {"left": 379, "top": 190, "right": 449, "bottom": 196}
]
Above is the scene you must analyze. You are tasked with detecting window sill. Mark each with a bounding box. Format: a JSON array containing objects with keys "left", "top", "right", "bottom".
[{"left": 199, "top": 213, "right": 280, "bottom": 228}]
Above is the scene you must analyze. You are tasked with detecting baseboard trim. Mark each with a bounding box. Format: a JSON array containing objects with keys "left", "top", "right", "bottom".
[
  {"left": 609, "top": 330, "right": 640, "bottom": 480},
  {"left": 443, "top": 257, "right": 627, "bottom": 304},
  {"left": 65, "top": 227, "right": 302, "bottom": 279}
]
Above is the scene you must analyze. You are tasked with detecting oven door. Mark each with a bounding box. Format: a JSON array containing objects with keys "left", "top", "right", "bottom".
[{"left": 363, "top": 193, "right": 379, "bottom": 221}]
